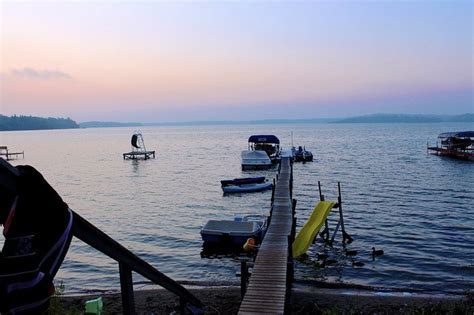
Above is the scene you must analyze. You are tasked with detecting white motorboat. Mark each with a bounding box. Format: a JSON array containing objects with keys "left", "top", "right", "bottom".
[
  {"left": 241, "top": 135, "right": 281, "bottom": 170},
  {"left": 241, "top": 150, "right": 272, "bottom": 170}
]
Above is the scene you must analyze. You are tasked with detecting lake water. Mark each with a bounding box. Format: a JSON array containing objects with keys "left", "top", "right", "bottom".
[{"left": 1, "top": 123, "right": 473, "bottom": 294}]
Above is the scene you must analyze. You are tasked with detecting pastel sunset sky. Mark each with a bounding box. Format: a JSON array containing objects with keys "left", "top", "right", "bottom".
[{"left": 1, "top": 1, "right": 472, "bottom": 122}]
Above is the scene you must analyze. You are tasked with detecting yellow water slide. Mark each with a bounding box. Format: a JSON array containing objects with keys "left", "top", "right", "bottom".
[{"left": 292, "top": 201, "right": 336, "bottom": 258}]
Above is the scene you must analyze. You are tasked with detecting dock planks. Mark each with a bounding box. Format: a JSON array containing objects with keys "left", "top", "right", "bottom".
[{"left": 239, "top": 157, "right": 293, "bottom": 315}]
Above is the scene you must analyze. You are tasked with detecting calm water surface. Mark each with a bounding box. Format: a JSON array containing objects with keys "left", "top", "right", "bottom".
[{"left": 1, "top": 123, "right": 473, "bottom": 294}]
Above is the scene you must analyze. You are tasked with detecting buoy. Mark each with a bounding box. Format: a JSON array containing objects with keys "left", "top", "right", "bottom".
[{"left": 243, "top": 238, "right": 256, "bottom": 251}]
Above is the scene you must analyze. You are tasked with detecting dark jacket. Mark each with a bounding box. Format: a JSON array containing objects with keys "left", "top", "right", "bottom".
[{"left": 0, "top": 165, "right": 73, "bottom": 314}]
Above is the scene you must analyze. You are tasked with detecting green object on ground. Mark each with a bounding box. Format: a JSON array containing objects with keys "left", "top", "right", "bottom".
[
  {"left": 85, "top": 296, "right": 103, "bottom": 315},
  {"left": 292, "top": 201, "right": 336, "bottom": 257}
]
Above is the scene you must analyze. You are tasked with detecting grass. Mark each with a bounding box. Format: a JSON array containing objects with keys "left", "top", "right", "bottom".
[{"left": 47, "top": 282, "right": 82, "bottom": 315}]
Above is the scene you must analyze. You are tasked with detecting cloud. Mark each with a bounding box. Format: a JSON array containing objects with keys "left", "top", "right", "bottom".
[{"left": 11, "top": 67, "right": 72, "bottom": 80}]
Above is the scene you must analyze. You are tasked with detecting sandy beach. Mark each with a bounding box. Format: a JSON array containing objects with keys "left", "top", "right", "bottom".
[{"left": 53, "top": 284, "right": 473, "bottom": 314}]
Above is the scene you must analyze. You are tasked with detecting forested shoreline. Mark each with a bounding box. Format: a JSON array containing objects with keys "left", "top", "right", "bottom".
[{"left": 0, "top": 115, "right": 79, "bottom": 131}]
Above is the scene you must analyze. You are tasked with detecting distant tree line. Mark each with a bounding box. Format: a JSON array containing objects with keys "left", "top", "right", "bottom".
[
  {"left": 79, "top": 121, "right": 142, "bottom": 128},
  {"left": 332, "top": 113, "right": 474, "bottom": 123},
  {"left": 0, "top": 115, "right": 79, "bottom": 131}
]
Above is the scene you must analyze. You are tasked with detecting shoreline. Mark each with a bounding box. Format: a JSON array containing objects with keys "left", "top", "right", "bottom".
[
  {"left": 53, "top": 283, "right": 473, "bottom": 314},
  {"left": 60, "top": 278, "right": 470, "bottom": 298}
]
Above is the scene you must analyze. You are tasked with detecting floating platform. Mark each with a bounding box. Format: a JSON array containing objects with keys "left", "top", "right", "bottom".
[
  {"left": 123, "top": 151, "right": 155, "bottom": 160},
  {"left": 0, "top": 146, "right": 24, "bottom": 160},
  {"left": 123, "top": 132, "right": 155, "bottom": 160}
]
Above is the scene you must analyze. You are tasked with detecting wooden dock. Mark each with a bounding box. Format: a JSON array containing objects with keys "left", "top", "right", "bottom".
[
  {"left": 0, "top": 146, "right": 24, "bottom": 160},
  {"left": 239, "top": 157, "right": 295, "bottom": 315}
]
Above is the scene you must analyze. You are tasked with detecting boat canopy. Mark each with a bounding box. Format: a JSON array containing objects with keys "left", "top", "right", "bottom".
[
  {"left": 248, "top": 135, "right": 280, "bottom": 144},
  {"left": 438, "top": 131, "right": 474, "bottom": 138}
]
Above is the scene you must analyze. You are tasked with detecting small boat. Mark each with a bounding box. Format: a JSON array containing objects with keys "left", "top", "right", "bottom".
[
  {"left": 293, "top": 146, "right": 313, "bottom": 162},
  {"left": 201, "top": 214, "right": 268, "bottom": 246},
  {"left": 222, "top": 181, "right": 273, "bottom": 193},
  {"left": 241, "top": 135, "right": 281, "bottom": 170},
  {"left": 200, "top": 220, "right": 262, "bottom": 246},
  {"left": 427, "top": 131, "right": 474, "bottom": 161},
  {"left": 220, "top": 176, "right": 265, "bottom": 186}
]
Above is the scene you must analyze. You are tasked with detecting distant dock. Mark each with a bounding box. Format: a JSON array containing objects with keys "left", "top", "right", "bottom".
[{"left": 0, "top": 146, "right": 24, "bottom": 160}]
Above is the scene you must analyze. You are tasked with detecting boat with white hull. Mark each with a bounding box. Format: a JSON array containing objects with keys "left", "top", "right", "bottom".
[
  {"left": 241, "top": 135, "right": 281, "bottom": 170},
  {"left": 241, "top": 150, "right": 272, "bottom": 170}
]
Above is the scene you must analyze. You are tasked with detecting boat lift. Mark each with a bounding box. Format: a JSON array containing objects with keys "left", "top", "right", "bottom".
[{"left": 123, "top": 131, "right": 155, "bottom": 160}]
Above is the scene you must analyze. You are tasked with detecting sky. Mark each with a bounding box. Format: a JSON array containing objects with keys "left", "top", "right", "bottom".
[{"left": 0, "top": 1, "right": 473, "bottom": 122}]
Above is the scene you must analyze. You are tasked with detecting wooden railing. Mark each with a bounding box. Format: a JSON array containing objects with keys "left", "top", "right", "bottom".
[{"left": 0, "top": 158, "right": 202, "bottom": 315}]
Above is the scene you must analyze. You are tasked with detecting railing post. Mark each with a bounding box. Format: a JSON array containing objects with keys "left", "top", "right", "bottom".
[{"left": 119, "top": 262, "right": 136, "bottom": 315}]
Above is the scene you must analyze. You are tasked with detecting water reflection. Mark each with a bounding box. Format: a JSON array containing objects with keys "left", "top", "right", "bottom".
[{"left": 130, "top": 159, "right": 140, "bottom": 174}]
